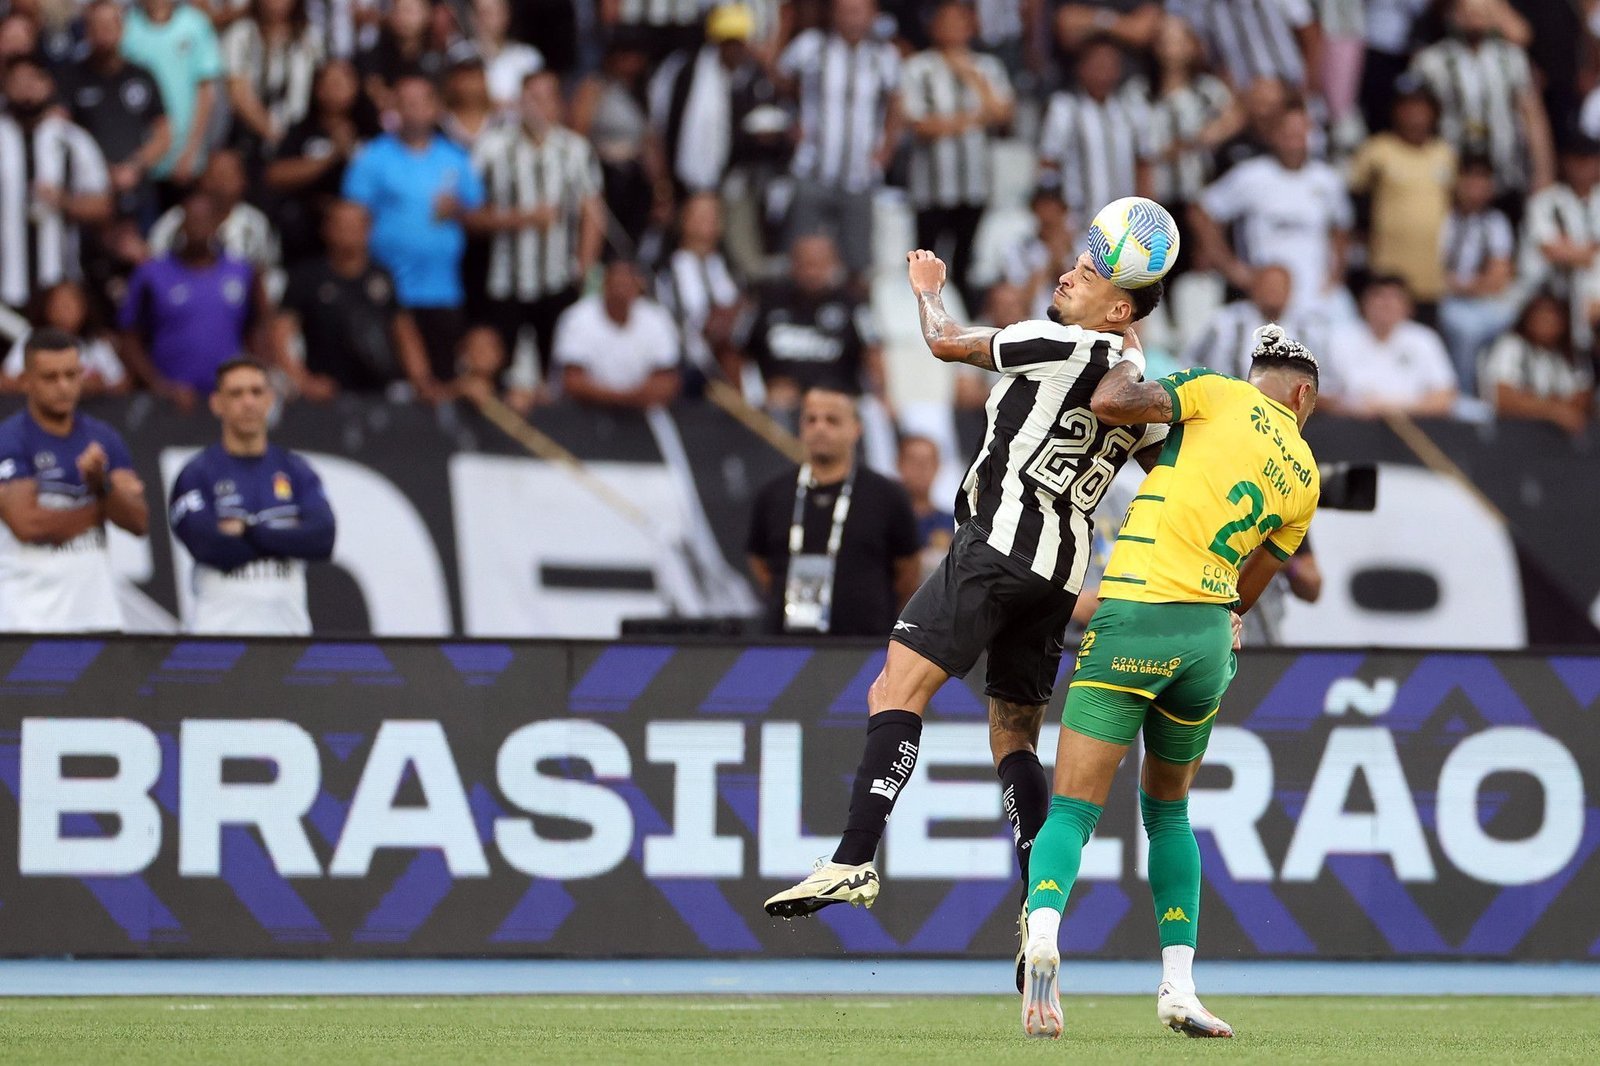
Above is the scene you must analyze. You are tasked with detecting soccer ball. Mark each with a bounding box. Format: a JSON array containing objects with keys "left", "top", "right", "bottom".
[{"left": 1085, "top": 196, "right": 1180, "bottom": 289}]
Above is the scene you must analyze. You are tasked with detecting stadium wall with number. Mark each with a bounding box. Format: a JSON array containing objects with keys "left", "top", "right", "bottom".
[
  {"left": 15, "top": 397, "right": 1600, "bottom": 647},
  {"left": 0, "top": 637, "right": 1596, "bottom": 960}
]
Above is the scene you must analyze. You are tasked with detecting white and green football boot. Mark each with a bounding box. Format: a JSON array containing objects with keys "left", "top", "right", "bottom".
[{"left": 763, "top": 859, "right": 880, "bottom": 919}]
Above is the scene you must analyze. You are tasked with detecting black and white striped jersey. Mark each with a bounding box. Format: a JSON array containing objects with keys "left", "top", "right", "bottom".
[
  {"left": 1172, "top": 0, "right": 1314, "bottom": 89},
  {"left": 957, "top": 321, "right": 1166, "bottom": 593},
  {"left": 617, "top": 0, "right": 705, "bottom": 29},
  {"left": 779, "top": 30, "right": 900, "bottom": 194},
  {"left": 1038, "top": 87, "right": 1149, "bottom": 216},
  {"left": 1441, "top": 208, "right": 1514, "bottom": 288},
  {"left": 900, "top": 48, "right": 1012, "bottom": 210},
  {"left": 0, "top": 114, "right": 108, "bottom": 309},
  {"left": 222, "top": 21, "right": 322, "bottom": 136},
  {"left": 471, "top": 123, "right": 602, "bottom": 303},
  {"left": 1179, "top": 299, "right": 1333, "bottom": 379},
  {"left": 1145, "top": 75, "right": 1232, "bottom": 205},
  {"left": 1408, "top": 38, "right": 1534, "bottom": 192}
]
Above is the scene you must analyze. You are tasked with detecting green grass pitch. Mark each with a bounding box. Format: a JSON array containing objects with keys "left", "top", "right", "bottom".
[{"left": 1, "top": 995, "right": 1596, "bottom": 1065}]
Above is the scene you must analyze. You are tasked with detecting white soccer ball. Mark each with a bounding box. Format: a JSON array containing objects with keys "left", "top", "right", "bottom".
[{"left": 1085, "top": 196, "right": 1180, "bottom": 290}]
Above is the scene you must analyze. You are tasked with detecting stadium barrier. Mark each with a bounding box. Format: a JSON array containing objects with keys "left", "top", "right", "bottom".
[
  {"left": 3, "top": 396, "right": 1596, "bottom": 647},
  {"left": 0, "top": 636, "right": 1595, "bottom": 960}
]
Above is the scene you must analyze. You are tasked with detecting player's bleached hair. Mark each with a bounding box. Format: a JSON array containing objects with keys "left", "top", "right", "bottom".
[{"left": 1248, "top": 323, "right": 1319, "bottom": 388}]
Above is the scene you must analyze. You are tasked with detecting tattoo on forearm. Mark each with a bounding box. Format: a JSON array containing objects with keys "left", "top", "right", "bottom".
[
  {"left": 1096, "top": 363, "right": 1174, "bottom": 422},
  {"left": 917, "top": 290, "right": 998, "bottom": 370}
]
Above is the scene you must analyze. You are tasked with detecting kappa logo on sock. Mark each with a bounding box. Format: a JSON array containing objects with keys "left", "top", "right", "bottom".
[
  {"left": 1160, "top": 907, "right": 1191, "bottom": 924},
  {"left": 1032, "top": 879, "right": 1061, "bottom": 894}
]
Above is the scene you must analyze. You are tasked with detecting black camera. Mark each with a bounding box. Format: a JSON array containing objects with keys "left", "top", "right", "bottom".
[{"left": 1318, "top": 462, "right": 1377, "bottom": 512}]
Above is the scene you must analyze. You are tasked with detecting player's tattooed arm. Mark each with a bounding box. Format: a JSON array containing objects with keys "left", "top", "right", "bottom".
[
  {"left": 1091, "top": 358, "right": 1176, "bottom": 425},
  {"left": 916, "top": 290, "right": 999, "bottom": 370}
]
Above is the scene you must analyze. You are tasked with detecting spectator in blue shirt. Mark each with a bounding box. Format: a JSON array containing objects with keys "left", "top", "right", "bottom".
[{"left": 342, "top": 74, "right": 486, "bottom": 385}]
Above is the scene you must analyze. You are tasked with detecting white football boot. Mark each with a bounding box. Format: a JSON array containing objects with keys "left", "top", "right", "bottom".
[
  {"left": 1157, "top": 981, "right": 1234, "bottom": 1038},
  {"left": 1019, "top": 933, "right": 1064, "bottom": 1039},
  {"left": 763, "top": 859, "right": 879, "bottom": 918}
]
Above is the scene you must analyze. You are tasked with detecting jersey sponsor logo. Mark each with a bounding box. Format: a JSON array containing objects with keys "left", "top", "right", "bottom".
[
  {"left": 273, "top": 472, "right": 293, "bottom": 501},
  {"left": 1032, "top": 879, "right": 1061, "bottom": 894},
  {"left": 1252, "top": 406, "right": 1313, "bottom": 486},
  {"left": 170, "top": 488, "right": 205, "bottom": 523},
  {"left": 1159, "top": 907, "right": 1191, "bottom": 924},
  {"left": 1111, "top": 655, "right": 1182, "bottom": 678},
  {"left": 868, "top": 740, "right": 919, "bottom": 800},
  {"left": 121, "top": 80, "right": 151, "bottom": 111}
]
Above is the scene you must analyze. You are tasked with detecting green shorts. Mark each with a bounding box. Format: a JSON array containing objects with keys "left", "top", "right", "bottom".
[{"left": 1063, "top": 599, "right": 1238, "bottom": 764}]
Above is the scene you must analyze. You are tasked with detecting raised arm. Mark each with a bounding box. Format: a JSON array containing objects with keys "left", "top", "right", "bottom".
[
  {"left": 906, "top": 250, "right": 998, "bottom": 369},
  {"left": 1090, "top": 348, "right": 1173, "bottom": 425}
]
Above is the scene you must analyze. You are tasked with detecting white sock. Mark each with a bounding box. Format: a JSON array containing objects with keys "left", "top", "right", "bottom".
[
  {"left": 1162, "top": 945, "right": 1196, "bottom": 994},
  {"left": 1026, "top": 906, "right": 1061, "bottom": 946}
]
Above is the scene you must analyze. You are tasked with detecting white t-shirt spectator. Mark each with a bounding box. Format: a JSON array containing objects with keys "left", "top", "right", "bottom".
[
  {"left": 484, "top": 43, "right": 544, "bottom": 111},
  {"left": 1321, "top": 319, "right": 1457, "bottom": 409},
  {"left": 1199, "top": 156, "right": 1352, "bottom": 315},
  {"left": 1478, "top": 334, "right": 1595, "bottom": 404},
  {"left": 553, "top": 294, "right": 680, "bottom": 392}
]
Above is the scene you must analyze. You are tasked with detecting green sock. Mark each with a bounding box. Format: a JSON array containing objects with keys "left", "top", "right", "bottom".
[
  {"left": 1141, "top": 790, "right": 1200, "bottom": 949},
  {"left": 1025, "top": 795, "right": 1104, "bottom": 915}
]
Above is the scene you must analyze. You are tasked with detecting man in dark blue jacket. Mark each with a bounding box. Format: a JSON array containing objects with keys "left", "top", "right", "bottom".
[{"left": 169, "top": 359, "right": 336, "bottom": 634}]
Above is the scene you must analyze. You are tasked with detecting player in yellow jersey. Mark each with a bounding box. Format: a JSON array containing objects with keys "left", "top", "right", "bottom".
[{"left": 1018, "top": 325, "right": 1321, "bottom": 1041}]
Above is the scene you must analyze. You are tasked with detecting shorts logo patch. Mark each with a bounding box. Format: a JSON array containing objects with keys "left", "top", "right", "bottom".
[
  {"left": 1111, "top": 655, "right": 1182, "bottom": 678},
  {"left": 1076, "top": 630, "right": 1097, "bottom": 670},
  {"left": 1160, "top": 907, "right": 1191, "bottom": 924}
]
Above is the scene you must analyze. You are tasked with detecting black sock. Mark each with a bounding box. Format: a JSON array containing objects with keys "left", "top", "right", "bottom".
[
  {"left": 833, "top": 709, "right": 922, "bottom": 866},
  {"left": 998, "top": 749, "right": 1049, "bottom": 891}
]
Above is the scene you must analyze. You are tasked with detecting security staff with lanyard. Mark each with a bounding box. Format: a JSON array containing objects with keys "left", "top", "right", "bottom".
[{"left": 747, "top": 386, "right": 920, "bottom": 637}]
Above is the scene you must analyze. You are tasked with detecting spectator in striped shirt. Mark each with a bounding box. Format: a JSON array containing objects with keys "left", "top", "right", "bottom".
[
  {"left": 148, "top": 149, "right": 281, "bottom": 274},
  {"left": 1170, "top": 0, "right": 1319, "bottom": 93},
  {"left": 1479, "top": 292, "right": 1593, "bottom": 436},
  {"left": 1437, "top": 153, "right": 1518, "bottom": 391},
  {"left": 223, "top": 0, "right": 323, "bottom": 162},
  {"left": 1144, "top": 14, "right": 1238, "bottom": 224},
  {"left": 468, "top": 69, "right": 604, "bottom": 381},
  {"left": 1406, "top": 0, "right": 1553, "bottom": 200},
  {"left": 778, "top": 0, "right": 902, "bottom": 284},
  {"left": 1038, "top": 35, "right": 1152, "bottom": 217},
  {"left": 656, "top": 193, "right": 744, "bottom": 385},
  {"left": 0, "top": 55, "right": 113, "bottom": 316},
  {"left": 1520, "top": 138, "right": 1600, "bottom": 351},
  {"left": 902, "top": 0, "right": 1014, "bottom": 312}
]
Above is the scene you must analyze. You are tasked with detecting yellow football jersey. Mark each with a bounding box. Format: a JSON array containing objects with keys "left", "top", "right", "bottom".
[{"left": 1101, "top": 368, "right": 1320, "bottom": 605}]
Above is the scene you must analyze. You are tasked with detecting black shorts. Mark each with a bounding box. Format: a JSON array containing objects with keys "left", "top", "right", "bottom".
[{"left": 891, "top": 522, "right": 1079, "bottom": 706}]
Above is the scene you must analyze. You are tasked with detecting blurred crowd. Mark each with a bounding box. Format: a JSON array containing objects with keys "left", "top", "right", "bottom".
[{"left": 0, "top": 0, "right": 1596, "bottom": 442}]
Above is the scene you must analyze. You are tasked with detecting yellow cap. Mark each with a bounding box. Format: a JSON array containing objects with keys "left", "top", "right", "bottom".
[{"left": 706, "top": 4, "right": 755, "bottom": 42}]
